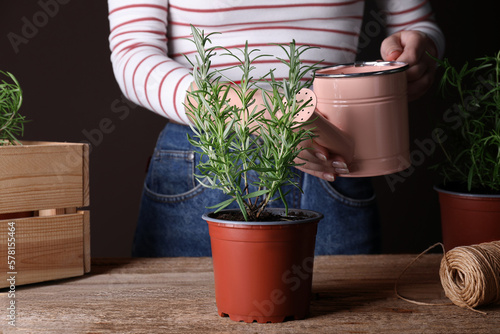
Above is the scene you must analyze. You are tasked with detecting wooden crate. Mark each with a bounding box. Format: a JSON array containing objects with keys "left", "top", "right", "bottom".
[{"left": 0, "top": 141, "right": 90, "bottom": 287}]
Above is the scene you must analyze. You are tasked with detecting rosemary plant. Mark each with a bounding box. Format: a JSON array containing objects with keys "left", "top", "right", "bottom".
[
  {"left": 0, "top": 71, "right": 26, "bottom": 145},
  {"left": 184, "top": 26, "right": 319, "bottom": 221},
  {"left": 433, "top": 51, "right": 500, "bottom": 193}
]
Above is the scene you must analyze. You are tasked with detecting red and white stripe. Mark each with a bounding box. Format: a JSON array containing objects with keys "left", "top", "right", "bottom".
[
  {"left": 108, "top": 0, "right": 444, "bottom": 124},
  {"left": 377, "top": 0, "right": 445, "bottom": 54}
]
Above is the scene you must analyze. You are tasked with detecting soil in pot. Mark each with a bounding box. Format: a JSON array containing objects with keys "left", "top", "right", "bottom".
[{"left": 208, "top": 209, "right": 313, "bottom": 222}]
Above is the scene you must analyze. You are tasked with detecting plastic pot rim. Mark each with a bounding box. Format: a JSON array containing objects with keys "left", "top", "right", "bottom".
[
  {"left": 202, "top": 208, "right": 324, "bottom": 226},
  {"left": 434, "top": 185, "right": 500, "bottom": 199}
]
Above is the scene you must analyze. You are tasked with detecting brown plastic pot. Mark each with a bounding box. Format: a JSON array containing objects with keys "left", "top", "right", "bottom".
[
  {"left": 435, "top": 185, "right": 500, "bottom": 250},
  {"left": 203, "top": 208, "right": 323, "bottom": 323}
]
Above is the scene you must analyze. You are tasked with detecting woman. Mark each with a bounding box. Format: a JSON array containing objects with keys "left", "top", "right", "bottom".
[{"left": 107, "top": 0, "right": 444, "bottom": 256}]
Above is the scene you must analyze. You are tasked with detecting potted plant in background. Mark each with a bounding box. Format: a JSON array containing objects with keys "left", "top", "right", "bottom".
[
  {"left": 184, "top": 26, "right": 323, "bottom": 323},
  {"left": 432, "top": 51, "right": 500, "bottom": 250},
  {"left": 0, "top": 70, "right": 30, "bottom": 221},
  {"left": 0, "top": 71, "right": 27, "bottom": 146}
]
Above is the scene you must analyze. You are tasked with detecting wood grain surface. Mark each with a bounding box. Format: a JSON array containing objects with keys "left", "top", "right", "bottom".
[
  {"left": 0, "top": 212, "right": 90, "bottom": 288},
  {"left": 0, "top": 254, "right": 498, "bottom": 333},
  {"left": 0, "top": 141, "right": 88, "bottom": 215}
]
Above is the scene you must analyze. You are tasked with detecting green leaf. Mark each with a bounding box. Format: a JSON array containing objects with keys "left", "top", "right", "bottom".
[
  {"left": 234, "top": 193, "right": 248, "bottom": 221},
  {"left": 207, "top": 197, "right": 235, "bottom": 211},
  {"left": 241, "top": 189, "right": 269, "bottom": 199},
  {"left": 0, "top": 71, "right": 27, "bottom": 145},
  {"left": 184, "top": 25, "right": 320, "bottom": 217}
]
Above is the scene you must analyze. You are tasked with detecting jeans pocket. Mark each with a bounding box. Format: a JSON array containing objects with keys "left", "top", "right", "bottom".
[
  {"left": 319, "top": 177, "right": 376, "bottom": 207},
  {"left": 144, "top": 149, "right": 205, "bottom": 202}
]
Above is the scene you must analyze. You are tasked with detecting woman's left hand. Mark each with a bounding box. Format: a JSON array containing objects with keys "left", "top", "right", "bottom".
[{"left": 381, "top": 30, "right": 438, "bottom": 101}]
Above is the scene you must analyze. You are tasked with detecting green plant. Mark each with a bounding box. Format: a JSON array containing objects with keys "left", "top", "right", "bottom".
[
  {"left": 433, "top": 51, "right": 500, "bottom": 193},
  {"left": 184, "top": 26, "right": 319, "bottom": 221},
  {"left": 0, "top": 71, "right": 26, "bottom": 145}
]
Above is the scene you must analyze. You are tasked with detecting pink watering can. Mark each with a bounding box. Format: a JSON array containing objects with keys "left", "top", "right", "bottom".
[{"left": 295, "top": 61, "right": 410, "bottom": 177}]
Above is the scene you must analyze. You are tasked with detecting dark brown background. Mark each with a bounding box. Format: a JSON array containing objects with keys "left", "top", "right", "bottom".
[{"left": 1, "top": 1, "right": 498, "bottom": 256}]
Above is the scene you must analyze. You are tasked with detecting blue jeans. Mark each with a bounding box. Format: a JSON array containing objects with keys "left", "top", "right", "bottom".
[{"left": 133, "top": 122, "right": 381, "bottom": 256}]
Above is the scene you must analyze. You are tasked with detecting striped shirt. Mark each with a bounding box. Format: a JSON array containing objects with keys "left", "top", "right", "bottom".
[{"left": 108, "top": 0, "right": 444, "bottom": 124}]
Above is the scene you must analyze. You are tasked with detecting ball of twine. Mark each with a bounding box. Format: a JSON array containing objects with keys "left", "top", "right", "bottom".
[{"left": 439, "top": 240, "right": 500, "bottom": 310}]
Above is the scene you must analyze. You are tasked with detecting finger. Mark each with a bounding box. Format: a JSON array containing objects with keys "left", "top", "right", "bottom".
[
  {"left": 300, "top": 137, "right": 351, "bottom": 173},
  {"left": 330, "top": 154, "right": 350, "bottom": 175},
  {"left": 407, "top": 72, "right": 435, "bottom": 101},
  {"left": 296, "top": 149, "right": 327, "bottom": 172},
  {"left": 299, "top": 137, "right": 332, "bottom": 165},
  {"left": 296, "top": 149, "right": 350, "bottom": 176},
  {"left": 405, "top": 58, "right": 437, "bottom": 100},
  {"left": 307, "top": 139, "right": 330, "bottom": 162},
  {"left": 384, "top": 31, "right": 428, "bottom": 68},
  {"left": 405, "top": 62, "right": 427, "bottom": 82},
  {"left": 295, "top": 165, "right": 336, "bottom": 182},
  {"left": 380, "top": 33, "right": 404, "bottom": 61}
]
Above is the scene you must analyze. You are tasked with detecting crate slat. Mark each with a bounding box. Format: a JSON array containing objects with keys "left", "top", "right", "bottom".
[
  {"left": 0, "top": 141, "right": 91, "bottom": 286},
  {"left": 83, "top": 210, "right": 91, "bottom": 273},
  {"left": 0, "top": 211, "right": 89, "bottom": 287},
  {"left": 0, "top": 141, "right": 89, "bottom": 214}
]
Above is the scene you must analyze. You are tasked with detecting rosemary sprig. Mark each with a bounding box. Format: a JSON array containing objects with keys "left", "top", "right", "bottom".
[
  {"left": 433, "top": 51, "right": 500, "bottom": 192},
  {"left": 184, "top": 26, "right": 319, "bottom": 220},
  {"left": 0, "top": 71, "right": 26, "bottom": 145}
]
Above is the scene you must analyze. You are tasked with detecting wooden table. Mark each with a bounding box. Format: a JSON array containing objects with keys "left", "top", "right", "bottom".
[{"left": 1, "top": 254, "right": 498, "bottom": 333}]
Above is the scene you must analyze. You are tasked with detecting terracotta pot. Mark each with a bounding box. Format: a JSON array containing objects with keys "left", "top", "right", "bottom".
[
  {"left": 435, "top": 185, "right": 500, "bottom": 250},
  {"left": 312, "top": 61, "right": 410, "bottom": 177},
  {"left": 203, "top": 208, "right": 322, "bottom": 323}
]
